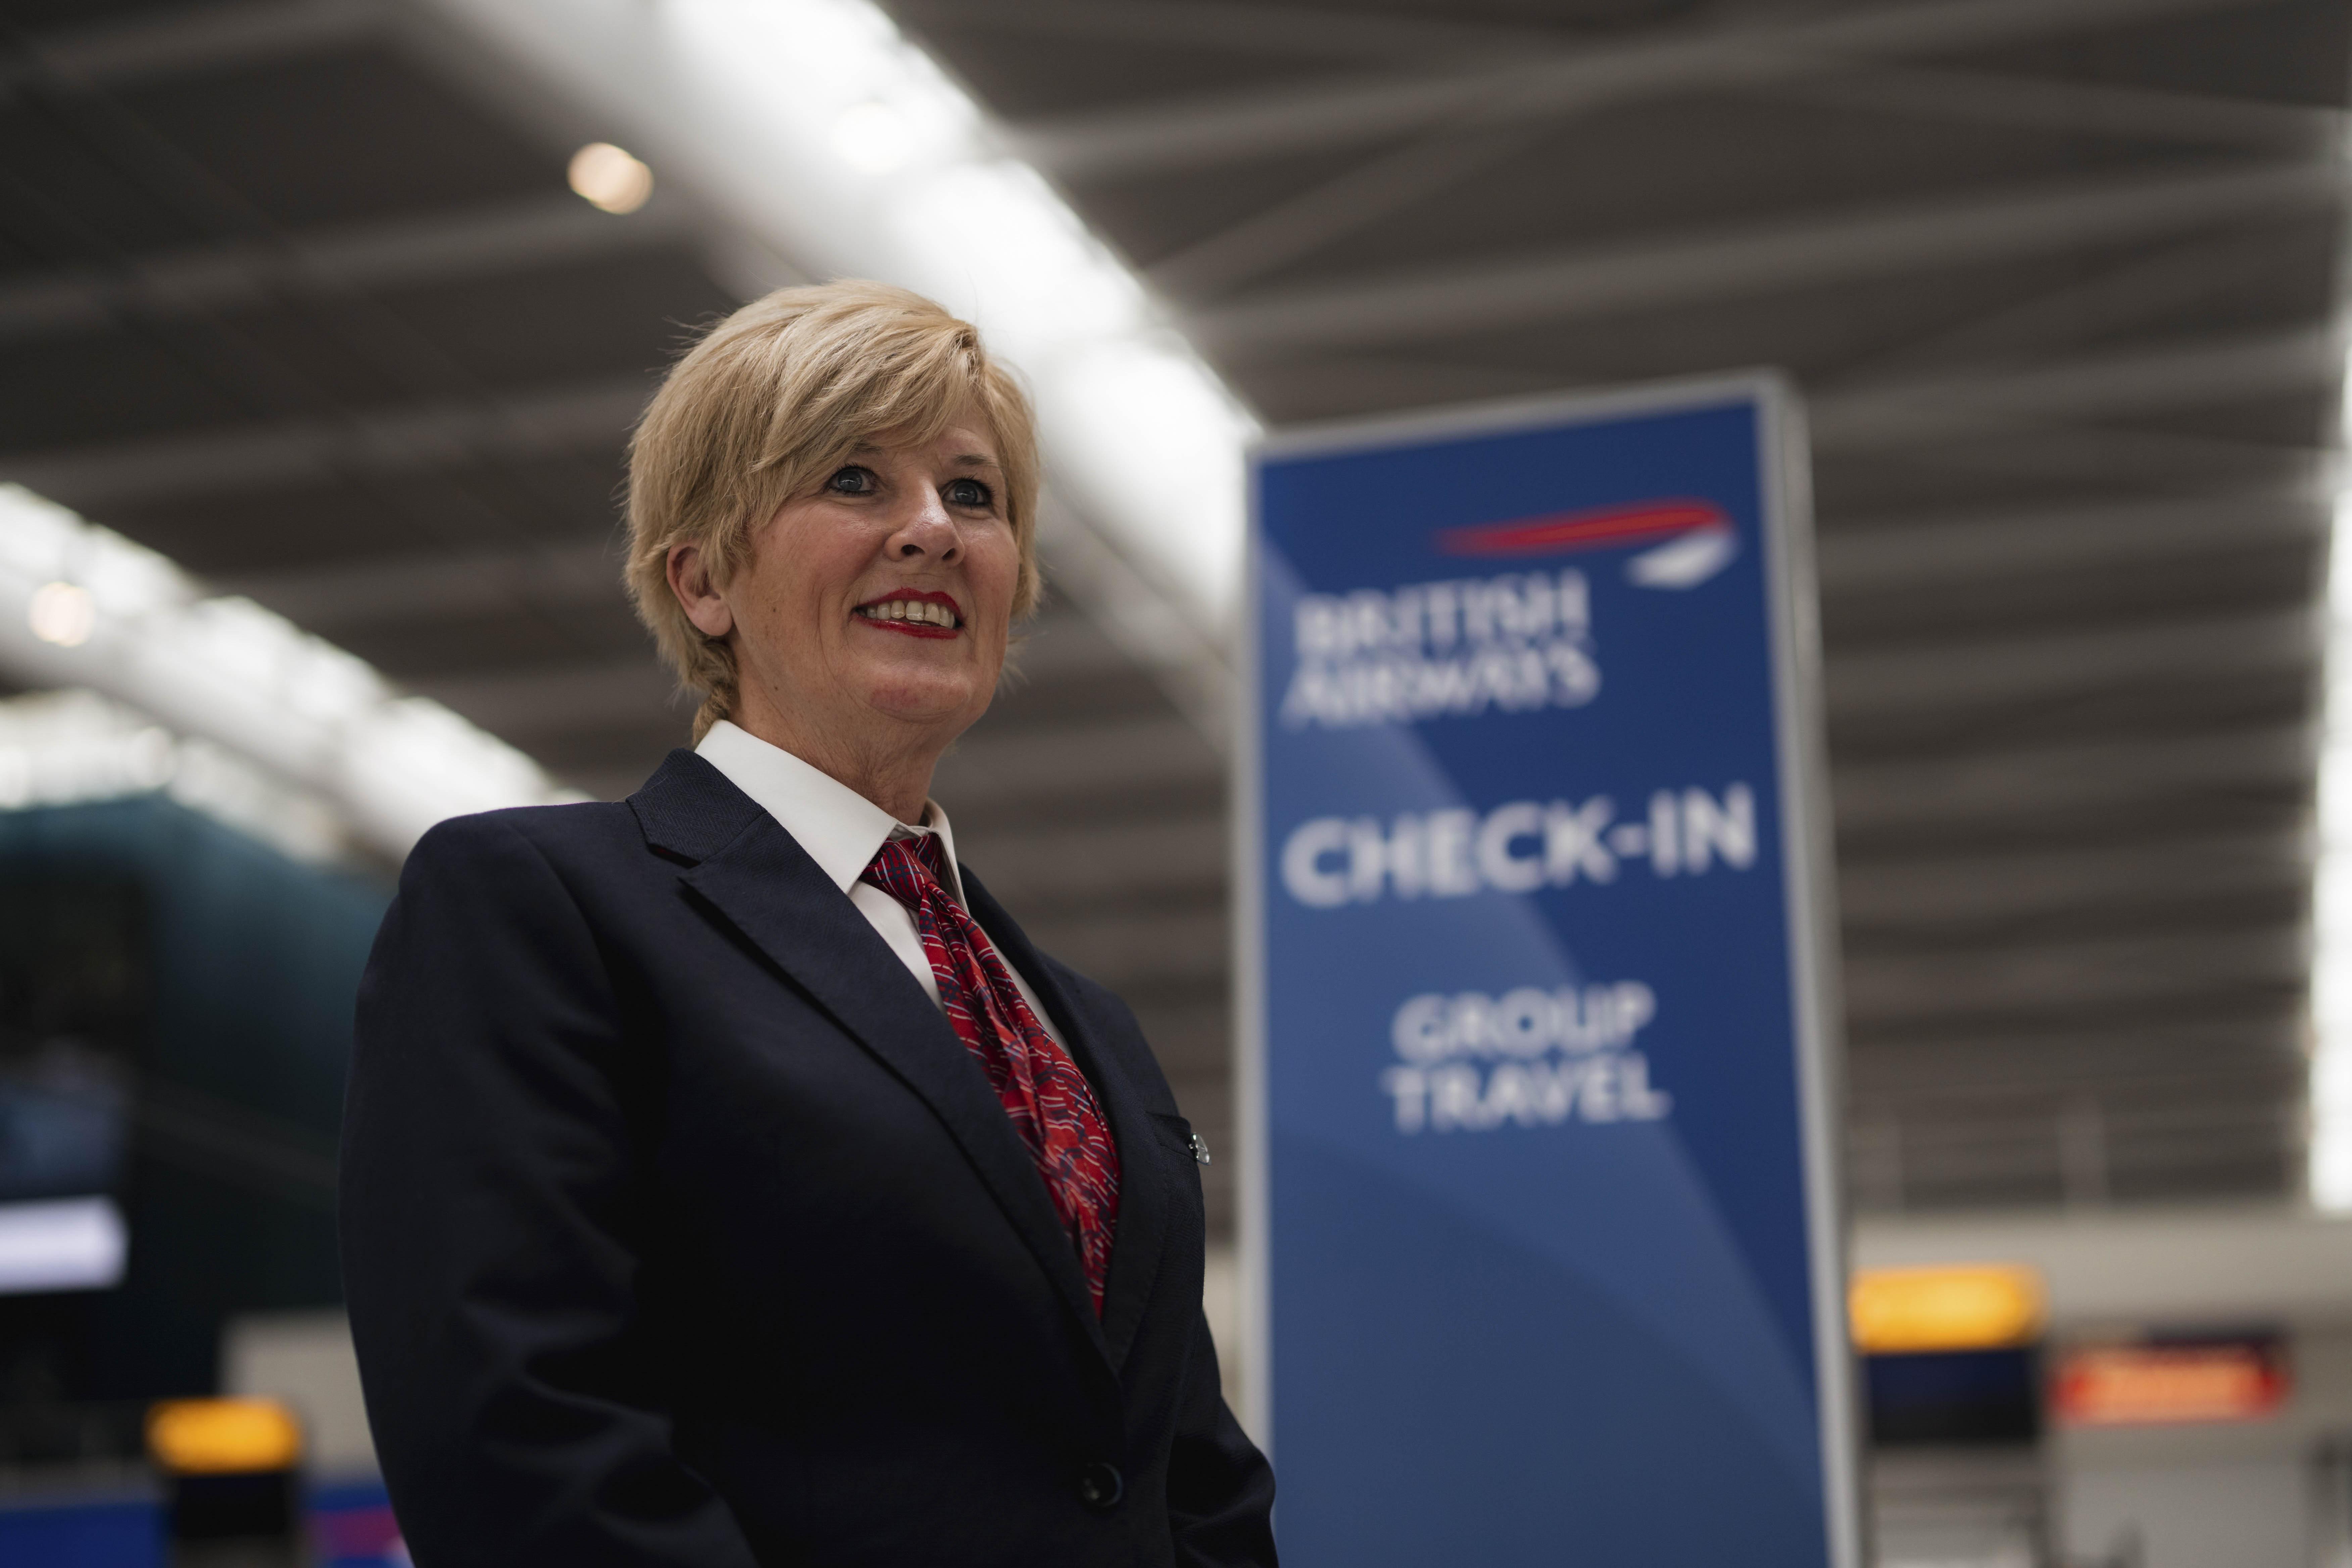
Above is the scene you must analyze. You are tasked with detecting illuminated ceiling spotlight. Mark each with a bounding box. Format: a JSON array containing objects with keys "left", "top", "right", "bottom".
[
  {"left": 28, "top": 581, "right": 94, "bottom": 647},
  {"left": 568, "top": 141, "right": 654, "bottom": 214},
  {"left": 830, "top": 101, "right": 915, "bottom": 175}
]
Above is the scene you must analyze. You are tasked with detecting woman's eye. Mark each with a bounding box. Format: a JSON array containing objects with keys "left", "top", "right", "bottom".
[
  {"left": 944, "top": 478, "right": 992, "bottom": 508},
  {"left": 827, "top": 466, "right": 876, "bottom": 494}
]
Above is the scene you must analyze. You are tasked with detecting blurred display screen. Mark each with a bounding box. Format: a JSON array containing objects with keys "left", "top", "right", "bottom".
[
  {"left": 0, "top": 878, "right": 141, "bottom": 1252},
  {"left": 2053, "top": 1336, "right": 2288, "bottom": 1427},
  {"left": 0, "top": 1195, "right": 126, "bottom": 1294},
  {"left": 1866, "top": 1348, "right": 2042, "bottom": 1447},
  {"left": 0, "top": 1051, "right": 127, "bottom": 1203}
]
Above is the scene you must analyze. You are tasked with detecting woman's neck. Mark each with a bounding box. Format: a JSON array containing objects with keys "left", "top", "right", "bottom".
[{"left": 724, "top": 690, "right": 945, "bottom": 824}]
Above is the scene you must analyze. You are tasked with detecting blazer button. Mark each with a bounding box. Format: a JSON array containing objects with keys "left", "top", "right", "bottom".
[{"left": 1077, "top": 1461, "right": 1124, "bottom": 1511}]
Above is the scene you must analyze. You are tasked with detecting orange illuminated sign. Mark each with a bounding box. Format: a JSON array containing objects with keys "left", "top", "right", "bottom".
[
  {"left": 1850, "top": 1265, "right": 2045, "bottom": 1354},
  {"left": 146, "top": 1398, "right": 303, "bottom": 1474},
  {"left": 2053, "top": 1341, "right": 2287, "bottom": 1427}
]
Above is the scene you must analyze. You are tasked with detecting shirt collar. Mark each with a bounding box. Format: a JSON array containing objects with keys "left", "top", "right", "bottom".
[{"left": 695, "top": 720, "right": 967, "bottom": 904}]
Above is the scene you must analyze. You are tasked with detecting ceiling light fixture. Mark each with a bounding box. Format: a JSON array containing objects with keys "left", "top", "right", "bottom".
[
  {"left": 2314, "top": 457, "right": 2352, "bottom": 1209},
  {"left": 0, "top": 486, "right": 576, "bottom": 858},
  {"left": 568, "top": 141, "right": 654, "bottom": 214},
  {"left": 27, "top": 581, "right": 93, "bottom": 647},
  {"left": 830, "top": 102, "right": 915, "bottom": 175}
]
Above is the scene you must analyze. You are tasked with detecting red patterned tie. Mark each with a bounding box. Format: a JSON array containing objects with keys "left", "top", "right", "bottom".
[{"left": 862, "top": 834, "right": 1122, "bottom": 1316}]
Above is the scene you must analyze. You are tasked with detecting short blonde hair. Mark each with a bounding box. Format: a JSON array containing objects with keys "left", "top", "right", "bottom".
[{"left": 625, "top": 280, "right": 1043, "bottom": 740}]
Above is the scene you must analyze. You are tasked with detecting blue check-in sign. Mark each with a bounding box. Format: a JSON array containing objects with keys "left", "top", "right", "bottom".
[{"left": 1239, "top": 376, "right": 1858, "bottom": 1567}]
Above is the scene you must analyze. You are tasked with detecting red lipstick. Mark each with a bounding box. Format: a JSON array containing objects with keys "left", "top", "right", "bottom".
[{"left": 854, "top": 588, "right": 963, "bottom": 639}]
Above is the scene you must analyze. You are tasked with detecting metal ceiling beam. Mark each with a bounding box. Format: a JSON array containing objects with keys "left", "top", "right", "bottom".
[
  {"left": 1809, "top": 326, "right": 2344, "bottom": 451},
  {"left": 1860, "top": 1091, "right": 2292, "bottom": 1137},
  {"left": 1779, "top": 63, "right": 2345, "bottom": 156},
  {"left": 1832, "top": 725, "right": 2316, "bottom": 831},
  {"left": 1852, "top": 1079, "right": 2301, "bottom": 1125},
  {"left": 1817, "top": 491, "right": 2325, "bottom": 594},
  {"left": 1139, "top": 58, "right": 2342, "bottom": 301},
  {"left": 1843, "top": 927, "right": 2306, "bottom": 1024},
  {"left": 1823, "top": 224, "right": 2317, "bottom": 385},
  {"left": 15, "top": 0, "right": 385, "bottom": 91},
  {"left": 933, "top": 713, "right": 1222, "bottom": 813},
  {"left": 211, "top": 539, "right": 625, "bottom": 628},
  {"left": 1850, "top": 1022, "right": 2303, "bottom": 1095},
  {"left": 408, "top": 655, "right": 681, "bottom": 739},
  {"left": 1850, "top": 1020, "right": 2303, "bottom": 1090},
  {"left": 1186, "top": 162, "right": 2338, "bottom": 350},
  {"left": 1853, "top": 1107, "right": 2291, "bottom": 1170},
  {"left": 954, "top": 817, "right": 1226, "bottom": 906},
  {"left": 1823, "top": 422, "right": 2332, "bottom": 494},
  {"left": 1143, "top": 116, "right": 1552, "bottom": 300},
  {"left": 0, "top": 196, "right": 693, "bottom": 347},
  {"left": 1827, "top": 607, "right": 2321, "bottom": 718},
  {"left": 1856, "top": 1102, "right": 2290, "bottom": 1175},
  {"left": 891, "top": 0, "right": 1553, "bottom": 67},
  {"left": 1840, "top": 833, "right": 2306, "bottom": 926},
  {"left": 0, "top": 375, "right": 649, "bottom": 509},
  {"left": 1010, "top": 0, "right": 2287, "bottom": 178}
]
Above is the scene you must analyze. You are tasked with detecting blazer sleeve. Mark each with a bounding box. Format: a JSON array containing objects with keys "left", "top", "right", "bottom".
[
  {"left": 1167, "top": 1304, "right": 1279, "bottom": 1566},
  {"left": 340, "top": 813, "right": 760, "bottom": 1568}
]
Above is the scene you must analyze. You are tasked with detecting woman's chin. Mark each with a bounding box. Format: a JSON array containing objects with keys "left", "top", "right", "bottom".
[{"left": 854, "top": 672, "right": 992, "bottom": 732}]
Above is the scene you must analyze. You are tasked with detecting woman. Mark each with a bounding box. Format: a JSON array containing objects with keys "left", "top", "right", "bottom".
[{"left": 340, "top": 282, "right": 1276, "bottom": 1567}]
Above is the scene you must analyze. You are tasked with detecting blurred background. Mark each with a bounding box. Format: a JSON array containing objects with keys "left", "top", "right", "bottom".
[{"left": 0, "top": 0, "right": 2346, "bottom": 1562}]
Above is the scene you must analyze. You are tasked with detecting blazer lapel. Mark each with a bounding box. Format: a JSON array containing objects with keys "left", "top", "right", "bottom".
[
  {"left": 631, "top": 752, "right": 1109, "bottom": 1360},
  {"left": 963, "top": 869, "right": 1174, "bottom": 1375}
]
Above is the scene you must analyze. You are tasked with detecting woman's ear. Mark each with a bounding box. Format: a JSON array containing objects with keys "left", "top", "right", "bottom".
[{"left": 668, "top": 543, "right": 735, "bottom": 638}]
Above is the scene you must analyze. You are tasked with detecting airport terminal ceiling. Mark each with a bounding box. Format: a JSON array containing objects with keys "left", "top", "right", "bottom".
[{"left": 1, "top": 0, "right": 2347, "bottom": 1223}]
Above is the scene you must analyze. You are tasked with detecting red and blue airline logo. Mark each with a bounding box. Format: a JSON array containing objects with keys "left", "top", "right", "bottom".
[{"left": 1437, "top": 498, "right": 1737, "bottom": 589}]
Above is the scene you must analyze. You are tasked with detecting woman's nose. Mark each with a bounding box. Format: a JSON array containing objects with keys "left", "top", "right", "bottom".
[{"left": 890, "top": 491, "right": 961, "bottom": 560}]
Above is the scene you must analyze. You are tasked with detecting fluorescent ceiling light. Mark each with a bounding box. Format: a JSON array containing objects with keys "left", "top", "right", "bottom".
[
  {"left": 831, "top": 102, "right": 918, "bottom": 176},
  {"left": 0, "top": 486, "right": 575, "bottom": 859},
  {"left": 0, "top": 1195, "right": 128, "bottom": 1295},
  {"left": 2318, "top": 349, "right": 2352, "bottom": 1210},
  {"left": 2315, "top": 481, "right": 2352, "bottom": 1208},
  {"left": 428, "top": 0, "right": 1259, "bottom": 628},
  {"left": 0, "top": 688, "right": 352, "bottom": 864}
]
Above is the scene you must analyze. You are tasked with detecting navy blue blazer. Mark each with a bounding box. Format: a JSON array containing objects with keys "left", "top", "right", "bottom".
[{"left": 340, "top": 748, "right": 1275, "bottom": 1567}]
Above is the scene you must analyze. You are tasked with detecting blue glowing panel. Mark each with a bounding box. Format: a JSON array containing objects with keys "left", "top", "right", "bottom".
[{"left": 0, "top": 1495, "right": 162, "bottom": 1567}]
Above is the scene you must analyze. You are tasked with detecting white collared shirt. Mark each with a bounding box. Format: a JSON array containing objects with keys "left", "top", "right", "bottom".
[{"left": 695, "top": 720, "right": 1062, "bottom": 1042}]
